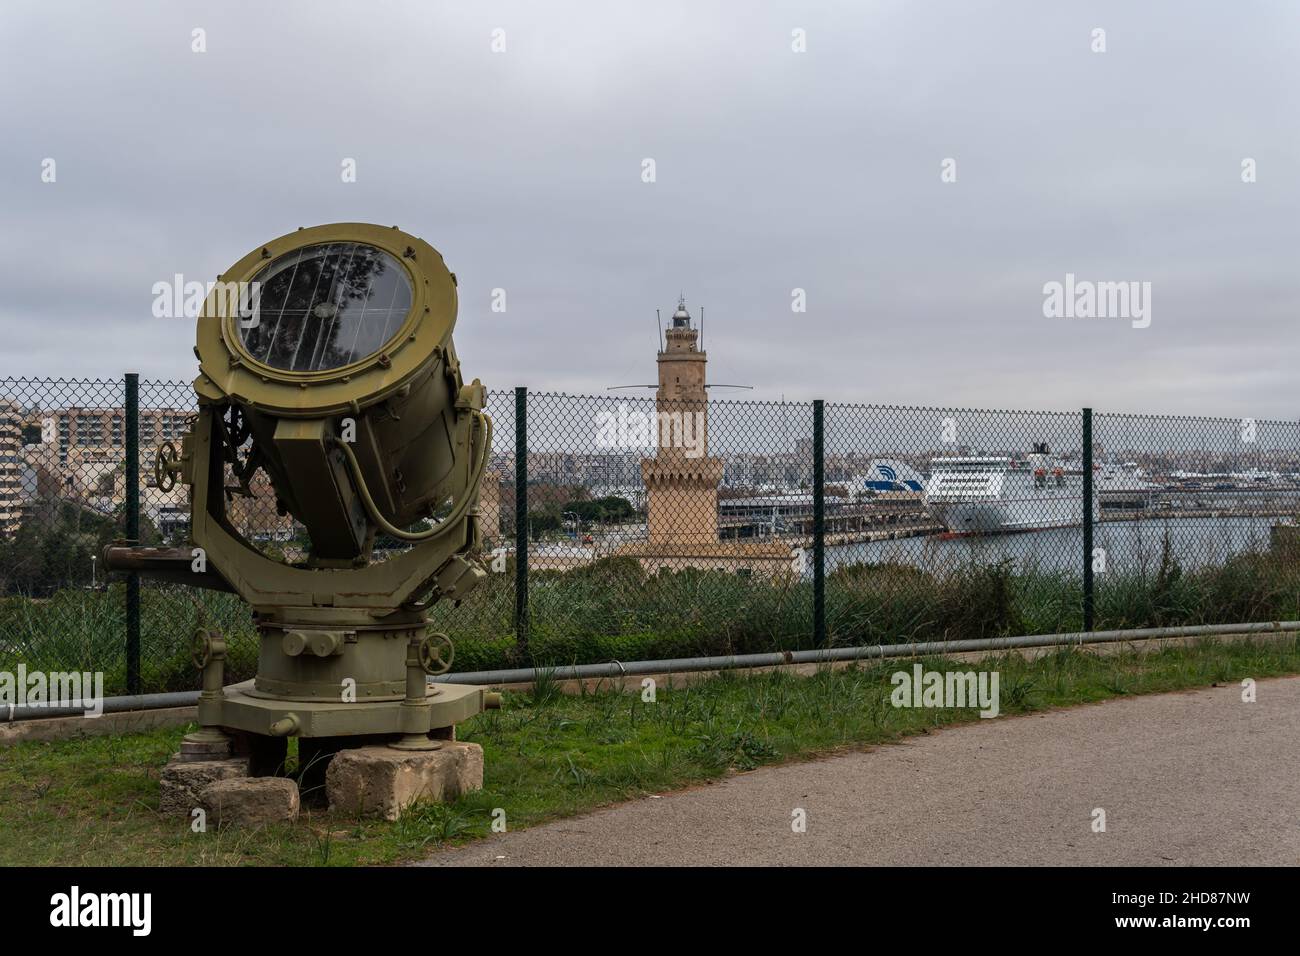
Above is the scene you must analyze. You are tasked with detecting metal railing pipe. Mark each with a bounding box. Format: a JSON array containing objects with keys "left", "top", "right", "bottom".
[{"left": 6, "top": 621, "right": 1296, "bottom": 722}]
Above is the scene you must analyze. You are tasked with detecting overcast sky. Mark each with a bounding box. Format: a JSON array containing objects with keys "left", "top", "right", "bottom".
[{"left": 2, "top": 0, "right": 1297, "bottom": 418}]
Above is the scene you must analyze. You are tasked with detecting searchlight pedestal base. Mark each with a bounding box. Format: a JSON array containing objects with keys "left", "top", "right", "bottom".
[{"left": 173, "top": 623, "right": 500, "bottom": 817}]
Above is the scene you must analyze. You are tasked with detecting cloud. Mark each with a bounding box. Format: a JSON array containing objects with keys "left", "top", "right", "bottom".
[{"left": 2, "top": 0, "right": 1297, "bottom": 416}]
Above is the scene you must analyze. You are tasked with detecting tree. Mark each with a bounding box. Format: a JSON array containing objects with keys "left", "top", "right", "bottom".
[{"left": 0, "top": 497, "right": 159, "bottom": 596}]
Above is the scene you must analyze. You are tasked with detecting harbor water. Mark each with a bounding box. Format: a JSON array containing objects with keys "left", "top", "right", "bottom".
[{"left": 826, "top": 515, "right": 1288, "bottom": 578}]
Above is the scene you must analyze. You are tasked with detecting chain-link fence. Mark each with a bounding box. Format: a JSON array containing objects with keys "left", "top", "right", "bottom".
[
  {"left": 825, "top": 403, "right": 1088, "bottom": 644},
  {"left": 2, "top": 376, "right": 1298, "bottom": 695},
  {"left": 0, "top": 377, "right": 132, "bottom": 691},
  {"left": 1090, "top": 413, "right": 1300, "bottom": 628},
  {"left": 512, "top": 391, "right": 816, "bottom": 667}
]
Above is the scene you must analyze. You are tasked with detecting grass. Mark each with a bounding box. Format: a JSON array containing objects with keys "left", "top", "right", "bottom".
[
  {"left": 5, "top": 544, "right": 1299, "bottom": 694},
  {"left": 1, "top": 635, "right": 1297, "bottom": 866}
]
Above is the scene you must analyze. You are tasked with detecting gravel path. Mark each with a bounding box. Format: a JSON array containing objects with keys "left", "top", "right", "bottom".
[{"left": 419, "top": 677, "right": 1300, "bottom": 867}]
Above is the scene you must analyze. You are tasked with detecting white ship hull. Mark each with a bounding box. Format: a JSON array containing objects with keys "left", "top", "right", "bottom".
[
  {"left": 923, "top": 454, "right": 1092, "bottom": 535},
  {"left": 926, "top": 494, "right": 1084, "bottom": 533}
]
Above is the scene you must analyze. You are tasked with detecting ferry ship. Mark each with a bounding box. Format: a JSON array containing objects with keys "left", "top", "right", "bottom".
[
  {"left": 1096, "top": 460, "right": 1161, "bottom": 508},
  {"left": 923, "top": 444, "right": 1091, "bottom": 534}
]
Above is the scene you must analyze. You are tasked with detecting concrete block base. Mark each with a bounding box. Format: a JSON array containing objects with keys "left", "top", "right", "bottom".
[
  {"left": 158, "top": 754, "right": 248, "bottom": 815},
  {"left": 201, "top": 776, "right": 300, "bottom": 827},
  {"left": 325, "top": 742, "right": 484, "bottom": 820}
]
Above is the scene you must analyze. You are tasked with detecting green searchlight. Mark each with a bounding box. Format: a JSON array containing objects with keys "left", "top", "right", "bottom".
[{"left": 106, "top": 223, "right": 500, "bottom": 779}]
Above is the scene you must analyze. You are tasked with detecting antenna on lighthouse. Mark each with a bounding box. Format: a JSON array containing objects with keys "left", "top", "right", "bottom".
[{"left": 607, "top": 294, "right": 753, "bottom": 393}]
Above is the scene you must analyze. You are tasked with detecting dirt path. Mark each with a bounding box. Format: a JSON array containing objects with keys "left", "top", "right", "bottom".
[{"left": 419, "top": 677, "right": 1300, "bottom": 867}]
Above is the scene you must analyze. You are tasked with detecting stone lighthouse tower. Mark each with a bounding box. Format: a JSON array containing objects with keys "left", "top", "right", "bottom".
[
  {"left": 641, "top": 297, "right": 724, "bottom": 546},
  {"left": 616, "top": 297, "right": 791, "bottom": 577}
]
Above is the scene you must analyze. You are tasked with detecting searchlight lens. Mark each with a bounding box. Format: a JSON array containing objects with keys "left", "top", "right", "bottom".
[{"left": 240, "top": 241, "right": 413, "bottom": 372}]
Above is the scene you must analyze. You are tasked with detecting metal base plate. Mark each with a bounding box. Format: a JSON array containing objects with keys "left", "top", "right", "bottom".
[
  {"left": 388, "top": 735, "right": 446, "bottom": 751},
  {"left": 178, "top": 728, "right": 233, "bottom": 761},
  {"left": 211, "top": 680, "right": 490, "bottom": 738}
]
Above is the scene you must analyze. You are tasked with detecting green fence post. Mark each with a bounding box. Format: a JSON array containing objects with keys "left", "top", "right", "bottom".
[
  {"left": 514, "top": 386, "right": 529, "bottom": 659},
  {"left": 813, "top": 399, "right": 826, "bottom": 646},
  {"left": 124, "top": 372, "right": 141, "bottom": 694},
  {"left": 1082, "top": 406, "right": 1094, "bottom": 632}
]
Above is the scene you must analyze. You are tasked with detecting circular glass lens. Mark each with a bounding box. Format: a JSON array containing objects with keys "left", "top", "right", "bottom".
[{"left": 238, "top": 242, "right": 413, "bottom": 372}]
